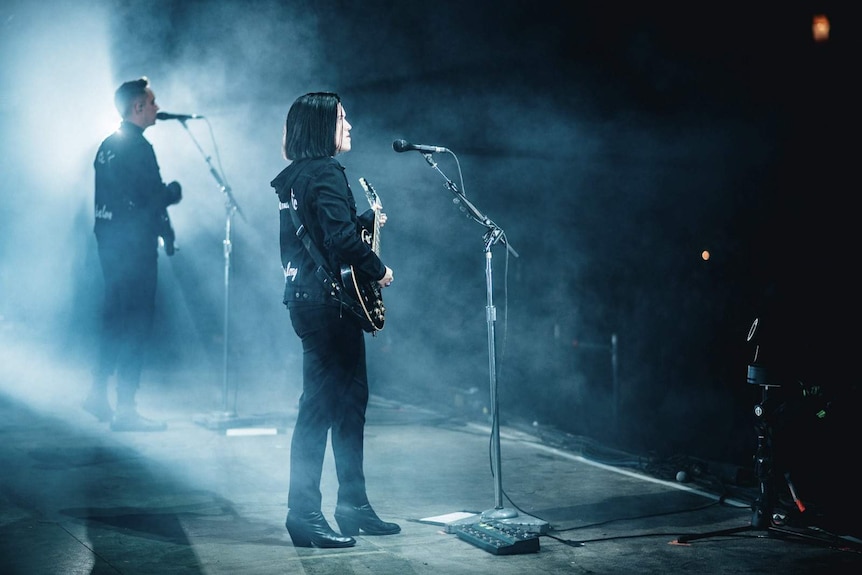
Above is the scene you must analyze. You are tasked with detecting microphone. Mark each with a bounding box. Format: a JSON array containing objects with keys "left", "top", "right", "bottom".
[
  {"left": 392, "top": 139, "right": 449, "bottom": 154},
  {"left": 156, "top": 112, "right": 204, "bottom": 121}
]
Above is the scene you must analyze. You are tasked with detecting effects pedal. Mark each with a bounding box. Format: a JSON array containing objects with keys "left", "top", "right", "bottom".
[{"left": 453, "top": 519, "right": 540, "bottom": 555}]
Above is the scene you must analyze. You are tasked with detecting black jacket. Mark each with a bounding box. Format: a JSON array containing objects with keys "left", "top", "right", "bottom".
[
  {"left": 93, "top": 121, "right": 180, "bottom": 255},
  {"left": 271, "top": 157, "right": 384, "bottom": 307}
]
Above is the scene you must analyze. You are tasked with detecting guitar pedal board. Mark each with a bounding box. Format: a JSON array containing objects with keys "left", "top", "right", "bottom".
[{"left": 452, "top": 519, "right": 541, "bottom": 555}]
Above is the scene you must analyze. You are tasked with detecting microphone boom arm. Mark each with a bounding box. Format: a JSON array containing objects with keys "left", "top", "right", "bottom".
[
  {"left": 178, "top": 121, "right": 244, "bottom": 220},
  {"left": 423, "top": 153, "right": 518, "bottom": 257}
]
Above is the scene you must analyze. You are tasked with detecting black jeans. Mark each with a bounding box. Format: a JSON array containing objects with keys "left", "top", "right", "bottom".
[
  {"left": 287, "top": 305, "right": 369, "bottom": 513},
  {"left": 95, "top": 243, "right": 158, "bottom": 405}
]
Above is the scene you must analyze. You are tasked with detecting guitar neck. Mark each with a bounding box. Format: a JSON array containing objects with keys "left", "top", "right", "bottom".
[
  {"left": 359, "top": 177, "right": 382, "bottom": 257},
  {"left": 372, "top": 210, "right": 381, "bottom": 256}
]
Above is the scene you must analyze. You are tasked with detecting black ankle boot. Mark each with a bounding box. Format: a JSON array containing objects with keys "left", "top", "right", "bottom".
[
  {"left": 334, "top": 503, "right": 401, "bottom": 536},
  {"left": 285, "top": 510, "right": 356, "bottom": 548}
]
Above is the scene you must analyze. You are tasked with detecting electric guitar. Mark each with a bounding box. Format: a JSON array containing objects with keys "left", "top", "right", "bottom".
[
  {"left": 340, "top": 177, "right": 385, "bottom": 333},
  {"left": 158, "top": 208, "right": 177, "bottom": 256}
]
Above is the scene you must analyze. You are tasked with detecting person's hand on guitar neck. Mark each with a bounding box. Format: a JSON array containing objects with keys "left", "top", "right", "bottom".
[{"left": 378, "top": 266, "right": 394, "bottom": 288}]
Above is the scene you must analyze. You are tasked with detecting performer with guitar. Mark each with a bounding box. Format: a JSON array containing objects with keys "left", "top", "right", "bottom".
[
  {"left": 85, "top": 77, "right": 182, "bottom": 432},
  {"left": 271, "top": 92, "right": 399, "bottom": 548}
]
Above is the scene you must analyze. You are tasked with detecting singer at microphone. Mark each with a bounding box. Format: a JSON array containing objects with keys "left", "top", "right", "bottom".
[
  {"left": 392, "top": 139, "right": 449, "bottom": 154},
  {"left": 87, "top": 76, "right": 183, "bottom": 431},
  {"left": 156, "top": 112, "right": 204, "bottom": 121}
]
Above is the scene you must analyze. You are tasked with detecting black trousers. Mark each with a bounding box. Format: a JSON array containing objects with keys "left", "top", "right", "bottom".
[
  {"left": 94, "top": 243, "right": 158, "bottom": 406},
  {"left": 287, "top": 305, "right": 369, "bottom": 513}
]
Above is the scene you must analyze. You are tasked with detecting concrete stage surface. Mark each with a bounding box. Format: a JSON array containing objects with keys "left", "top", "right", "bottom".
[{"left": 1, "top": 340, "right": 861, "bottom": 574}]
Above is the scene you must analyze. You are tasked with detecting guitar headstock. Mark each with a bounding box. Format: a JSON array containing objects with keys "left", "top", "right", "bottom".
[{"left": 358, "top": 177, "right": 382, "bottom": 210}]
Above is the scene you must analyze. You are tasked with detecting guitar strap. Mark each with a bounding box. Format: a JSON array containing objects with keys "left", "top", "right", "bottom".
[
  {"left": 286, "top": 187, "right": 369, "bottom": 326},
  {"left": 288, "top": 203, "right": 333, "bottom": 283}
]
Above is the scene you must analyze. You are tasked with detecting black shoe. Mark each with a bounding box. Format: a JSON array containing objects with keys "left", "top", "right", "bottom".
[
  {"left": 335, "top": 503, "right": 401, "bottom": 536},
  {"left": 110, "top": 409, "right": 167, "bottom": 432},
  {"left": 285, "top": 510, "right": 356, "bottom": 548},
  {"left": 82, "top": 393, "right": 113, "bottom": 422}
]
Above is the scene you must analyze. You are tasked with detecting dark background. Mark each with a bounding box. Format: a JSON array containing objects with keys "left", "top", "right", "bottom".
[{"left": 1, "top": 0, "right": 859, "bottom": 509}]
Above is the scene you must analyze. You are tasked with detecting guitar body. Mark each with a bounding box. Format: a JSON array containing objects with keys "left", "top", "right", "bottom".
[
  {"left": 340, "top": 177, "right": 386, "bottom": 333},
  {"left": 158, "top": 207, "right": 177, "bottom": 256},
  {"left": 340, "top": 264, "right": 385, "bottom": 332}
]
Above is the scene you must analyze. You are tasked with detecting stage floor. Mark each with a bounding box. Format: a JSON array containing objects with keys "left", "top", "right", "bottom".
[{"left": 1, "top": 364, "right": 861, "bottom": 575}]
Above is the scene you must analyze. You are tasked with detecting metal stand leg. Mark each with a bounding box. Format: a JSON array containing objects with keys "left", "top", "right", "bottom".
[
  {"left": 475, "top": 235, "right": 547, "bottom": 534},
  {"left": 174, "top": 120, "right": 288, "bottom": 432},
  {"left": 480, "top": 247, "right": 516, "bottom": 522},
  {"left": 674, "top": 382, "right": 858, "bottom": 549},
  {"left": 198, "top": 205, "right": 239, "bottom": 426}
]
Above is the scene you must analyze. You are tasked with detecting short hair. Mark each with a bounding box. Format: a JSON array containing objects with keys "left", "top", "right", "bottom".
[
  {"left": 114, "top": 77, "right": 150, "bottom": 119},
  {"left": 282, "top": 92, "right": 341, "bottom": 160}
]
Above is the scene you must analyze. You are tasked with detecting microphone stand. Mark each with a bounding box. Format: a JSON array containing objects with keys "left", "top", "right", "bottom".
[
  {"left": 175, "top": 119, "right": 246, "bottom": 429},
  {"left": 420, "top": 153, "right": 545, "bottom": 532}
]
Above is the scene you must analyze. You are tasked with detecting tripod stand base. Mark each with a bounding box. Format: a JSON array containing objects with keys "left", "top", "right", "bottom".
[
  {"left": 193, "top": 410, "right": 293, "bottom": 433},
  {"left": 673, "top": 520, "right": 862, "bottom": 550},
  {"left": 481, "top": 508, "right": 550, "bottom": 535},
  {"left": 193, "top": 410, "right": 239, "bottom": 430}
]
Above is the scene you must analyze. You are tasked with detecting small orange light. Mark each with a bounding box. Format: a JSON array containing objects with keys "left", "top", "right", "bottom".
[{"left": 812, "top": 14, "right": 830, "bottom": 42}]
